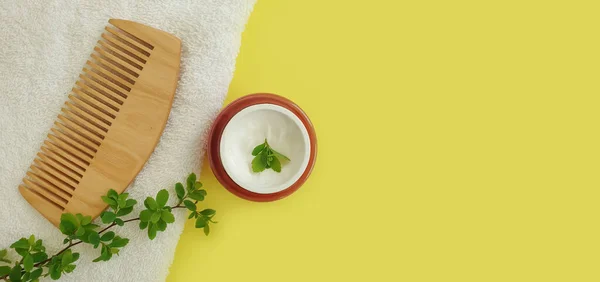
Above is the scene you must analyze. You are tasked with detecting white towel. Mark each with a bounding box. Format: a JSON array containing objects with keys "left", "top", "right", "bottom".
[{"left": 0, "top": 0, "right": 255, "bottom": 281}]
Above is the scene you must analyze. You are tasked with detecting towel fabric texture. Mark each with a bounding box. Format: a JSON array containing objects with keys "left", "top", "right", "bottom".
[{"left": 0, "top": 1, "right": 255, "bottom": 281}]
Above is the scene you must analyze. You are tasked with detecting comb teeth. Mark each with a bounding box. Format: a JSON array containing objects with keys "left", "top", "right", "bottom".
[
  {"left": 20, "top": 22, "right": 155, "bottom": 211},
  {"left": 104, "top": 26, "right": 153, "bottom": 55},
  {"left": 19, "top": 19, "right": 180, "bottom": 227}
]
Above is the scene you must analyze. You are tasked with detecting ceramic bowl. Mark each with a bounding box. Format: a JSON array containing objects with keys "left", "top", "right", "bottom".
[{"left": 207, "top": 93, "right": 317, "bottom": 201}]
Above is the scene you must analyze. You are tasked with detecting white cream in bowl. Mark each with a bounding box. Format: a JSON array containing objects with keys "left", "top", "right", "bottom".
[{"left": 219, "top": 104, "right": 311, "bottom": 194}]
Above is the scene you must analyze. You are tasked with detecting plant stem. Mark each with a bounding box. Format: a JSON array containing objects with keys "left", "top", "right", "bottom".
[
  {"left": 98, "top": 217, "right": 140, "bottom": 234},
  {"left": 98, "top": 204, "right": 184, "bottom": 234},
  {"left": 0, "top": 240, "right": 83, "bottom": 280},
  {"left": 34, "top": 240, "right": 82, "bottom": 268},
  {"left": 0, "top": 203, "right": 188, "bottom": 281}
]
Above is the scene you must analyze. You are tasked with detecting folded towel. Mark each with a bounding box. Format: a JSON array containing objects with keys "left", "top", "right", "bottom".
[{"left": 0, "top": 0, "right": 255, "bottom": 281}]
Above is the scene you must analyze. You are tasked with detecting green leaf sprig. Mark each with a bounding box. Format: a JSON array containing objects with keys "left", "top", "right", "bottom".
[
  {"left": 1, "top": 235, "right": 47, "bottom": 281},
  {"left": 176, "top": 173, "right": 216, "bottom": 236},
  {"left": 138, "top": 189, "right": 174, "bottom": 240},
  {"left": 251, "top": 139, "right": 290, "bottom": 173},
  {"left": 100, "top": 190, "right": 138, "bottom": 227},
  {"left": 0, "top": 173, "right": 216, "bottom": 282}
]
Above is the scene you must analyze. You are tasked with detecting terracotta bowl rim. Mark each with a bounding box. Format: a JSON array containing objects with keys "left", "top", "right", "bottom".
[{"left": 207, "top": 93, "right": 317, "bottom": 202}]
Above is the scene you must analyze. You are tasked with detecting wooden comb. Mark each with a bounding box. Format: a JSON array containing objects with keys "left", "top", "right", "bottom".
[{"left": 18, "top": 19, "right": 181, "bottom": 227}]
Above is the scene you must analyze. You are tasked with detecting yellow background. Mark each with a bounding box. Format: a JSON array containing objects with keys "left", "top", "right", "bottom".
[{"left": 168, "top": 1, "right": 600, "bottom": 281}]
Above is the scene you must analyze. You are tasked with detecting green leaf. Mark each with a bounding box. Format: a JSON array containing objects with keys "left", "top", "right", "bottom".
[
  {"left": 15, "top": 248, "right": 28, "bottom": 257},
  {"left": 148, "top": 224, "right": 157, "bottom": 240},
  {"left": 156, "top": 220, "right": 167, "bottom": 231},
  {"left": 21, "top": 272, "right": 30, "bottom": 281},
  {"left": 200, "top": 209, "right": 216, "bottom": 217},
  {"left": 23, "top": 254, "right": 33, "bottom": 272},
  {"left": 161, "top": 210, "right": 175, "bottom": 223},
  {"left": 116, "top": 206, "right": 133, "bottom": 217},
  {"left": 139, "top": 221, "right": 149, "bottom": 230},
  {"left": 194, "top": 182, "right": 203, "bottom": 190},
  {"left": 204, "top": 224, "right": 210, "bottom": 236},
  {"left": 197, "top": 190, "right": 207, "bottom": 197},
  {"left": 29, "top": 268, "right": 43, "bottom": 280},
  {"left": 114, "top": 218, "right": 125, "bottom": 226},
  {"left": 63, "top": 238, "right": 70, "bottom": 244},
  {"left": 0, "top": 249, "right": 6, "bottom": 258},
  {"left": 139, "top": 210, "right": 152, "bottom": 222},
  {"left": 151, "top": 211, "right": 161, "bottom": 223},
  {"left": 31, "top": 252, "right": 48, "bottom": 263},
  {"left": 63, "top": 264, "right": 76, "bottom": 273},
  {"left": 84, "top": 223, "right": 99, "bottom": 231},
  {"left": 271, "top": 149, "right": 291, "bottom": 162},
  {"left": 10, "top": 238, "right": 29, "bottom": 250},
  {"left": 10, "top": 264, "right": 21, "bottom": 281},
  {"left": 195, "top": 217, "right": 206, "bottom": 228},
  {"left": 62, "top": 250, "right": 72, "bottom": 266},
  {"left": 144, "top": 197, "right": 158, "bottom": 211},
  {"left": 59, "top": 213, "right": 78, "bottom": 235},
  {"left": 34, "top": 239, "right": 43, "bottom": 250},
  {"left": 50, "top": 265, "right": 62, "bottom": 279},
  {"left": 262, "top": 153, "right": 270, "bottom": 167},
  {"left": 183, "top": 200, "right": 197, "bottom": 211},
  {"left": 88, "top": 232, "right": 100, "bottom": 246},
  {"left": 92, "top": 247, "right": 110, "bottom": 263},
  {"left": 0, "top": 266, "right": 10, "bottom": 276},
  {"left": 100, "top": 212, "right": 116, "bottom": 224},
  {"left": 156, "top": 189, "right": 169, "bottom": 208},
  {"left": 107, "top": 189, "right": 118, "bottom": 200},
  {"left": 80, "top": 215, "right": 92, "bottom": 226},
  {"left": 109, "top": 237, "right": 129, "bottom": 248},
  {"left": 105, "top": 249, "right": 113, "bottom": 261},
  {"left": 28, "top": 235, "right": 35, "bottom": 246},
  {"left": 125, "top": 199, "right": 137, "bottom": 208},
  {"left": 252, "top": 154, "right": 267, "bottom": 172},
  {"left": 187, "top": 191, "right": 205, "bottom": 201},
  {"left": 188, "top": 212, "right": 196, "bottom": 219},
  {"left": 186, "top": 173, "right": 197, "bottom": 192},
  {"left": 72, "top": 252, "right": 80, "bottom": 263},
  {"left": 118, "top": 194, "right": 128, "bottom": 208},
  {"left": 271, "top": 156, "right": 282, "bottom": 172},
  {"left": 101, "top": 196, "right": 117, "bottom": 207},
  {"left": 75, "top": 227, "right": 85, "bottom": 237},
  {"left": 175, "top": 183, "right": 185, "bottom": 200},
  {"left": 252, "top": 143, "right": 266, "bottom": 156},
  {"left": 266, "top": 150, "right": 274, "bottom": 158},
  {"left": 100, "top": 232, "right": 115, "bottom": 242}
]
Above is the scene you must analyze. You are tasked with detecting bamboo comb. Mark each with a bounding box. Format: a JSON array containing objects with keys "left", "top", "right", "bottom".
[{"left": 18, "top": 19, "right": 181, "bottom": 227}]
